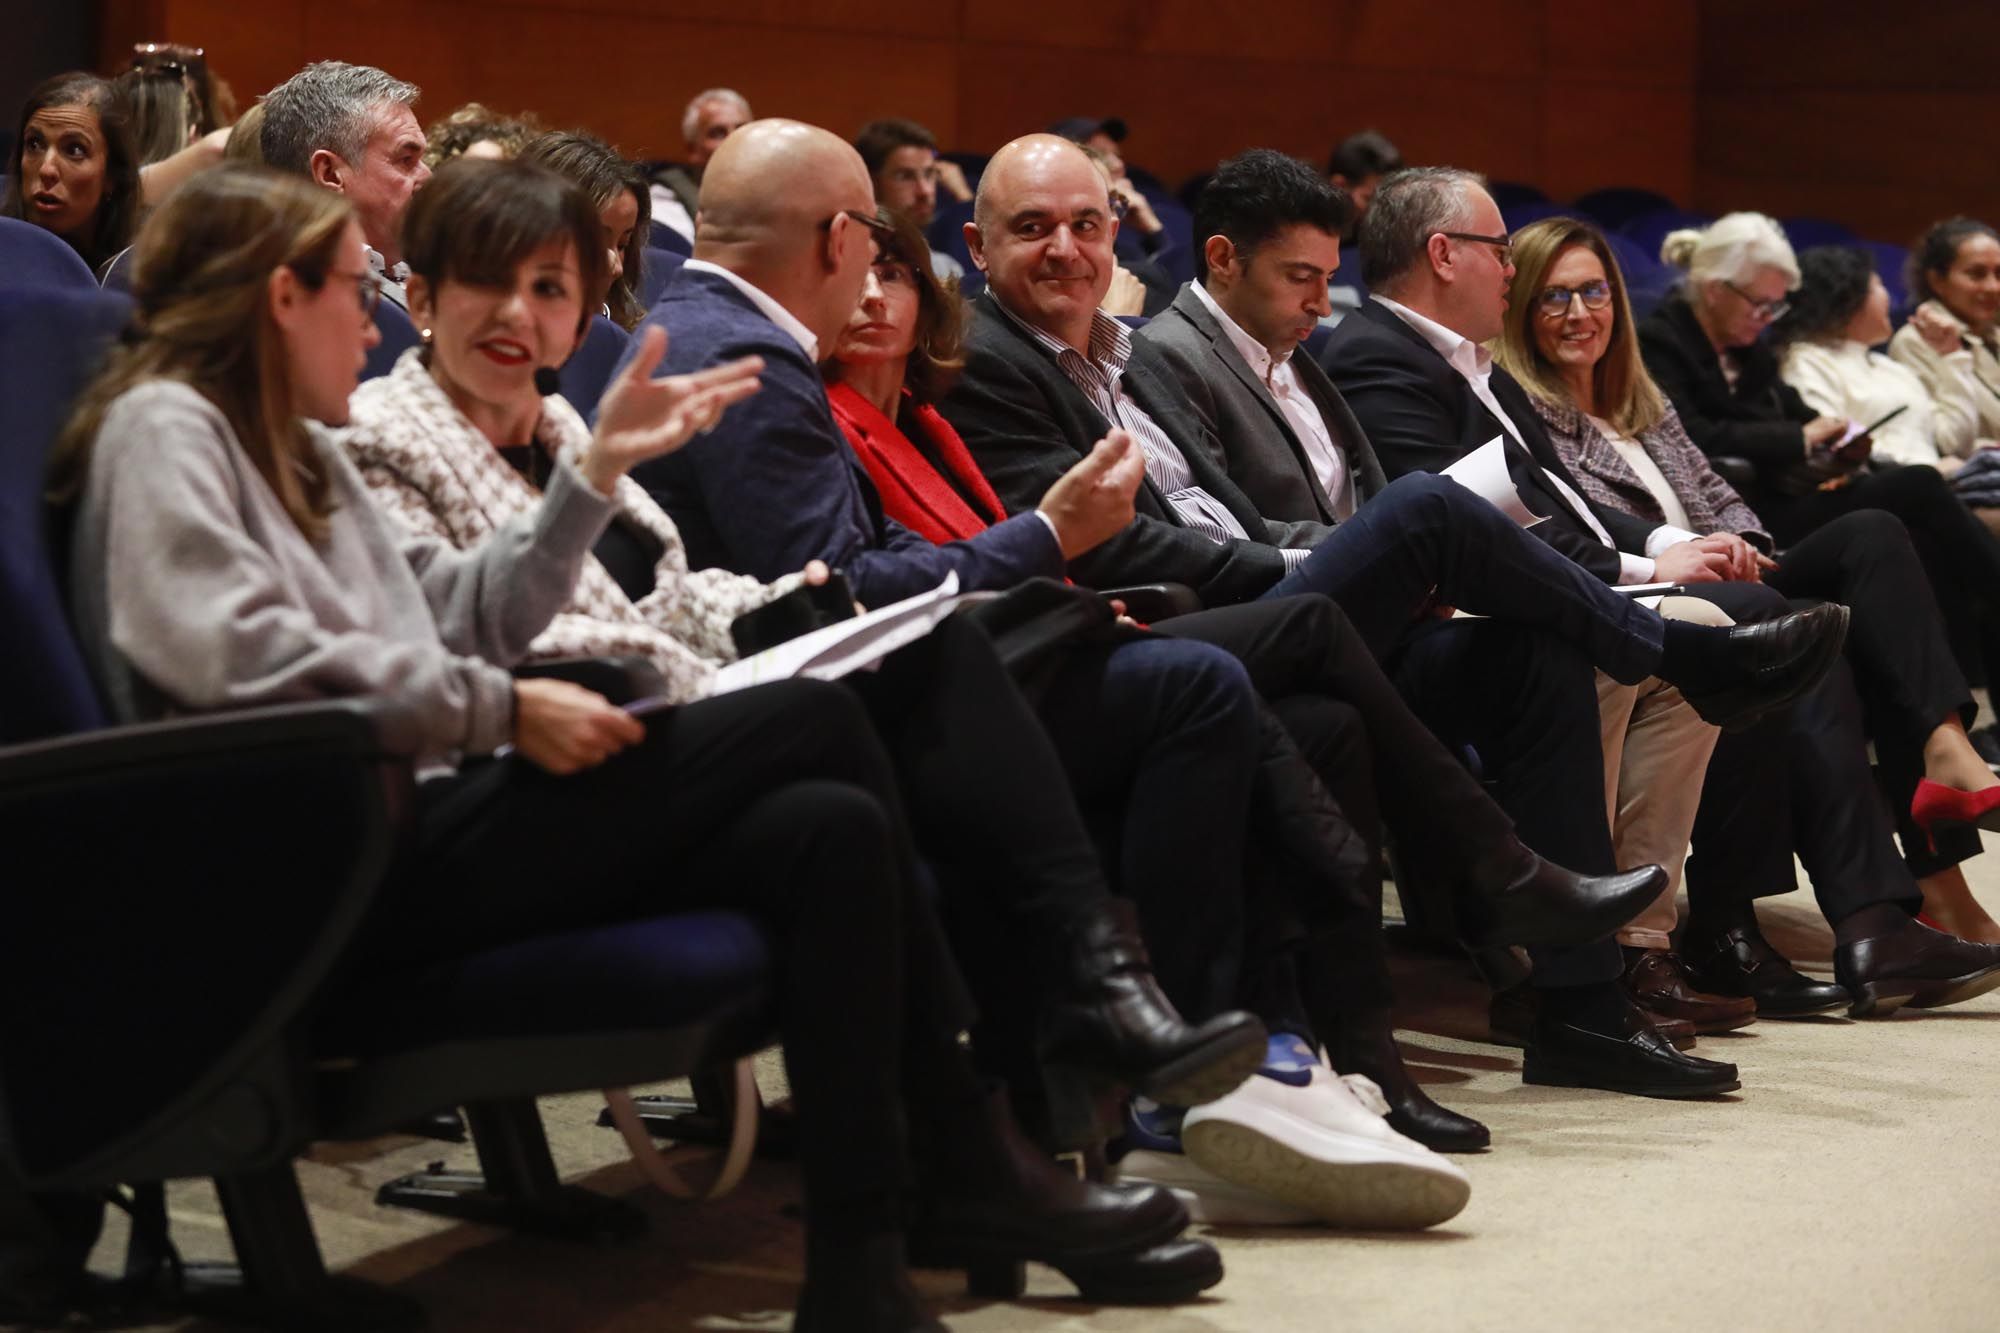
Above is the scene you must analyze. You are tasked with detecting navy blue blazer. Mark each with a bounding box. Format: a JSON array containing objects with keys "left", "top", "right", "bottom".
[
  {"left": 1321, "top": 298, "right": 1659, "bottom": 585},
  {"left": 612, "top": 267, "right": 1064, "bottom": 608}
]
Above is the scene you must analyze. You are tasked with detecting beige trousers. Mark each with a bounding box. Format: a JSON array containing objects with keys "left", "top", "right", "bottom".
[{"left": 1596, "top": 595, "right": 1731, "bottom": 950}]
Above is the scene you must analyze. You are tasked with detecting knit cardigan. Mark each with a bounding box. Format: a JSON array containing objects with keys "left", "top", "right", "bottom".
[{"left": 342, "top": 349, "right": 800, "bottom": 705}]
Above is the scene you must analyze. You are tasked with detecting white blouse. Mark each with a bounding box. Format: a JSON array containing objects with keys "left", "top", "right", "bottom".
[
  {"left": 1587, "top": 414, "right": 1695, "bottom": 531},
  {"left": 1783, "top": 338, "right": 1946, "bottom": 468}
]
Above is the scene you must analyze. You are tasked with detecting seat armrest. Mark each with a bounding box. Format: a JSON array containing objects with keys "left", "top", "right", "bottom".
[
  {"left": 1100, "top": 583, "right": 1203, "bottom": 622},
  {"left": 512, "top": 656, "right": 665, "bottom": 706}
]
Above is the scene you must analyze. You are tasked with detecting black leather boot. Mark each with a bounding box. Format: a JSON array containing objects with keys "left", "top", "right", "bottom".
[
  {"left": 908, "top": 1085, "right": 1189, "bottom": 1295},
  {"left": 1331, "top": 1016, "right": 1490, "bottom": 1153},
  {"left": 1038, "top": 900, "right": 1266, "bottom": 1116}
]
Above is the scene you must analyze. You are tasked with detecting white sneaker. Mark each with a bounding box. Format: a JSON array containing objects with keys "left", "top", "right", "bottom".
[
  {"left": 1180, "top": 1039, "right": 1471, "bottom": 1229},
  {"left": 1112, "top": 1146, "right": 1320, "bottom": 1226}
]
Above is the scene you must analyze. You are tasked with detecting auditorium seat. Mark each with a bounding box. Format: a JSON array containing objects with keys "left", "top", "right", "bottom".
[
  {"left": 1572, "top": 186, "right": 1676, "bottom": 229},
  {"left": 0, "top": 217, "right": 97, "bottom": 292},
  {"left": 362, "top": 299, "right": 422, "bottom": 382},
  {"left": 640, "top": 244, "right": 686, "bottom": 311},
  {"left": 557, "top": 315, "right": 630, "bottom": 418},
  {"left": 0, "top": 284, "right": 779, "bottom": 1329},
  {"left": 1602, "top": 230, "right": 1676, "bottom": 316},
  {"left": 1620, "top": 207, "right": 1717, "bottom": 262},
  {"left": 1487, "top": 180, "right": 1549, "bottom": 211},
  {"left": 939, "top": 150, "right": 989, "bottom": 192},
  {"left": 1501, "top": 198, "right": 1572, "bottom": 233},
  {"left": 1864, "top": 239, "right": 1913, "bottom": 317},
  {"left": 1780, "top": 216, "right": 1859, "bottom": 249}
]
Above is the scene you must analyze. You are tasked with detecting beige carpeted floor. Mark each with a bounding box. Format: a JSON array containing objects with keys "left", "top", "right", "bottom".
[{"left": 104, "top": 869, "right": 2000, "bottom": 1333}]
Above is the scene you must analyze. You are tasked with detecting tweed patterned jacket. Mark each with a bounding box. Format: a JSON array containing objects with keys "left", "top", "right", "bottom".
[
  {"left": 1529, "top": 394, "right": 1772, "bottom": 548},
  {"left": 342, "top": 349, "right": 799, "bottom": 704}
]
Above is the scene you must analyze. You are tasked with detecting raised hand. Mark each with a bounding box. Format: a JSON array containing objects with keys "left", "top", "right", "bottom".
[
  {"left": 580, "top": 324, "right": 763, "bottom": 494},
  {"left": 1037, "top": 428, "right": 1143, "bottom": 558}
]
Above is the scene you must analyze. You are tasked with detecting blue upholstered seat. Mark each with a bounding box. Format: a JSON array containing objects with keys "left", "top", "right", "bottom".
[
  {"left": 0, "top": 216, "right": 97, "bottom": 293},
  {"left": 557, "top": 314, "right": 631, "bottom": 417},
  {"left": 363, "top": 299, "right": 422, "bottom": 381},
  {"left": 1573, "top": 186, "right": 1677, "bottom": 230}
]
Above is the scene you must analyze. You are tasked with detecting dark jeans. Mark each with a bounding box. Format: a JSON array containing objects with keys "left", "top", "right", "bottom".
[
  {"left": 391, "top": 679, "right": 975, "bottom": 1227},
  {"left": 1263, "top": 471, "right": 1665, "bottom": 685}
]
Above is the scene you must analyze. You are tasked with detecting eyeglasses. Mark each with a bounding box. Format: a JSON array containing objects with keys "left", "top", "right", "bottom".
[
  {"left": 1439, "top": 231, "right": 1513, "bottom": 268},
  {"left": 1536, "top": 279, "right": 1613, "bottom": 317},
  {"left": 820, "top": 208, "right": 898, "bottom": 238},
  {"left": 870, "top": 259, "right": 916, "bottom": 288},
  {"left": 1723, "top": 280, "right": 1791, "bottom": 322},
  {"left": 321, "top": 267, "right": 384, "bottom": 317}
]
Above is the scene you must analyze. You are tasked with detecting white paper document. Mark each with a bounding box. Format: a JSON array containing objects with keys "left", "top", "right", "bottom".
[
  {"left": 625, "top": 573, "right": 986, "bottom": 715},
  {"left": 1441, "top": 436, "right": 1547, "bottom": 529}
]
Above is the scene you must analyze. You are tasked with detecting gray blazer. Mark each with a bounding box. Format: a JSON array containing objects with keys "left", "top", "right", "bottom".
[{"left": 1139, "top": 284, "right": 1388, "bottom": 525}]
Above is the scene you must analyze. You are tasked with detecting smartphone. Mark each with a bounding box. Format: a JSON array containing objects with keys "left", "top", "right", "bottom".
[{"left": 729, "top": 572, "right": 857, "bottom": 657}]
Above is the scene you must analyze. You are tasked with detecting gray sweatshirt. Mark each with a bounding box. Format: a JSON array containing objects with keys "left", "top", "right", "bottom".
[{"left": 70, "top": 380, "right": 615, "bottom": 772}]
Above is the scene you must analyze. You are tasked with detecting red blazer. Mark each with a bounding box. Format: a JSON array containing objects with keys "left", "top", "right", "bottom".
[{"left": 827, "top": 380, "right": 1008, "bottom": 545}]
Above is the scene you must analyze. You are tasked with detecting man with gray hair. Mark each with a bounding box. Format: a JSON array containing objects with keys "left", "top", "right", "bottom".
[
  {"left": 648, "top": 87, "right": 752, "bottom": 241},
  {"left": 261, "top": 60, "right": 429, "bottom": 308}
]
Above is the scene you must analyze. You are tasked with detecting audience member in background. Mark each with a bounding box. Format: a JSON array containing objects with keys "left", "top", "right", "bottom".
[
  {"left": 54, "top": 163, "right": 1202, "bottom": 1333},
  {"left": 117, "top": 46, "right": 207, "bottom": 165},
  {"left": 649, "top": 87, "right": 751, "bottom": 241},
  {"left": 422, "top": 101, "right": 542, "bottom": 169},
  {"left": 854, "top": 116, "right": 968, "bottom": 280},
  {"left": 521, "top": 130, "right": 651, "bottom": 329},
  {"left": 261, "top": 60, "right": 430, "bottom": 310},
  {"left": 221, "top": 101, "right": 264, "bottom": 164},
  {"left": 1890, "top": 217, "right": 2000, "bottom": 457},
  {"left": 1142, "top": 154, "right": 1739, "bottom": 1038},
  {"left": 1500, "top": 215, "right": 2000, "bottom": 967},
  {"left": 1778, "top": 246, "right": 1982, "bottom": 475},
  {"left": 2, "top": 72, "right": 140, "bottom": 278},
  {"left": 1323, "top": 129, "right": 1401, "bottom": 316},
  {"left": 120, "top": 43, "right": 238, "bottom": 202},
  {"left": 1643, "top": 212, "right": 2000, "bottom": 699},
  {"left": 1076, "top": 143, "right": 1172, "bottom": 316}
]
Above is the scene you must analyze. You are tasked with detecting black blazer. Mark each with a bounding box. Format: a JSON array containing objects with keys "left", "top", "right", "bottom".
[
  {"left": 937, "top": 294, "right": 1332, "bottom": 606},
  {"left": 1637, "top": 293, "right": 1819, "bottom": 493},
  {"left": 1320, "top": 298, "right": 1659, "bottom": 584},
  {"left": 1138, "top": 284, "right": 1388, "bottom": 525}
]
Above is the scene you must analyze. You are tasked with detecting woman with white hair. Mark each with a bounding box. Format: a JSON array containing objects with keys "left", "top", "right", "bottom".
[{"left": 1642, "top": 211, "right": 2000, "bottom": 718}]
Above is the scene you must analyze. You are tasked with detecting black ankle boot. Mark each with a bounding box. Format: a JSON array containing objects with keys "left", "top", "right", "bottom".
[
  {"left": 1038, "top": 900, "right": 1265, "bottom": 1117},
  {"left": 795, "top": 1231, "right": 943, "bottom": 1333},
  {"left": 908, "top": 1085, "right": 1188, "bottom": 1289},
  {"left": 1332, "top": 1017, "right": 1490, "bottom": 1153}
]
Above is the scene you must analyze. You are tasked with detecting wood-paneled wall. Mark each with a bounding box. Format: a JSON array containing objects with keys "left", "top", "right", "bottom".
[
  {"left": 1695, "top": 0, "right": 2000, "bottom": 245},
  {"left": 96, "top": 0, "right": 1696, "bottom": 200}
]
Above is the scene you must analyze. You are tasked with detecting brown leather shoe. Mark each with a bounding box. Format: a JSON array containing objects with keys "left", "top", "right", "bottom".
[
  {"left": 1488, "top": 981, "right": 1696, "bottom": 1050},
  {"left": 1623, "top": 949, "right": 1757, "bottom": 1034}
]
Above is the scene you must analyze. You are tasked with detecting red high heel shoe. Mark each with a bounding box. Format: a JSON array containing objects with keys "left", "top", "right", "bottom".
[{"left": 1910, "top": 778, "right": 2000, "bottom": 851}]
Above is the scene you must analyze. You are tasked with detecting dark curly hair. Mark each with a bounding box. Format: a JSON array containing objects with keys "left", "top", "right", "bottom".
[
  {"left": 1907, "top": 216, "right": 2000, "bottom": 312},
  {"left": 1771, "top": 245, "right": 1875, "bottom": 349},
  {"left": 1193, "top": 148, "right": 1353, "bottom": 282},
  {"left": 518, "top": 130, "right": 650, "bottom": 330}
]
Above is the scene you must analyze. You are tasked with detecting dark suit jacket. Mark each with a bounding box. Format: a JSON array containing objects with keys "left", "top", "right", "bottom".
[
  {"left": 1138, "top": 284, "right": 1388, "bottom": 525},
  {"left": 937, "top": 294, "right": 1331, "bottom": 606},
  {"left": 1321, "top": 298, "right": 1660, "bottom": 584},
  {"left": 1637, "top": 293, "right": 1820, "bottom": 494},
  {"left": 614, "top": 267, "right": 1063, "bottom": 608}
]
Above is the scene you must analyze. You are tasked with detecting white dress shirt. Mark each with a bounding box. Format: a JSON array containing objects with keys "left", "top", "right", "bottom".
[
  {"left": 1190, "top": 281, "right": 1354, "bottom": 518},
  {"left": 648, "top": 184, "right": 696, "bottom": 243},
  {"left": 1371, "top": 295, "right": 1680, "bottom": 584}
]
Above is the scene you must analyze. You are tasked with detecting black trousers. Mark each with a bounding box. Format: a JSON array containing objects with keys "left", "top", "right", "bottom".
[
  {"left": 389, "top": 679, "right": 976, "bottom": 1227},
  {"left": 1761, "top": 462, "right": 2000, "bottom": 689},
  {"left": 1765, "top": 509, "right": 1977, "bottom": 878}
]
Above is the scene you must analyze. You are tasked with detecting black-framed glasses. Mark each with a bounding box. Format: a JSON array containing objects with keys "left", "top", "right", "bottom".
[
  {"left": 1723, "top": 280, "right": 1791, "bottom": 322},
  {"left": 820, "top": 208, "right": 897, "bottom": 238},
  {"left": 1537, "top": 280, "right": 1613, "bottom": 317},
  {"left": 1439, "top": 231, "right": 1513, "bottom": 268}
]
